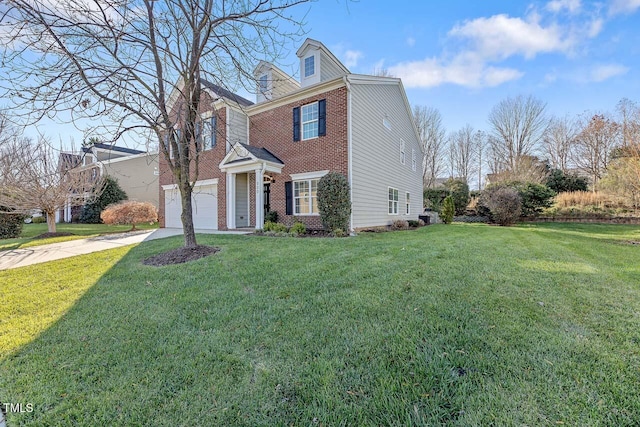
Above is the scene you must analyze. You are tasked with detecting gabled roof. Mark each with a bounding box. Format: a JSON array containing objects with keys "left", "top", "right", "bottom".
[
  {"left": 201, "top": 80, "right": 254, "bottom": 107},
  {"left": 82, "top": 143, "right": 144, "bottom": 155},
  {"left": 219, "top": 143, "right": 284, "bottom": 173},
  {"left": 296, "top": 38, "right": 350, "bottom": 75}
]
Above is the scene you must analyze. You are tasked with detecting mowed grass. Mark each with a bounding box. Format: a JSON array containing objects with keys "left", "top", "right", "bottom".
[
  {"left": 1, "top": 223, "right": 639, "bottom": 426},
  {"left": 0, "top": 222, "right": 158, "bottom": 251}
]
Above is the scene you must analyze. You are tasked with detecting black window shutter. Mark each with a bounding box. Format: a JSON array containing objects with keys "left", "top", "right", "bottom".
[
  {"left": 293, "top": 107, "right": 300, "bottom": 142},
  {"left": 318, "top": 99, "right": 326, "bottom": 136},
  {"left": 285, "top": 181, "right": 293, "bottom": 215}
]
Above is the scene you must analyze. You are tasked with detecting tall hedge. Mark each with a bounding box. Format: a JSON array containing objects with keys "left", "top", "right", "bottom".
[
  {"left": 444, "top": 178, "right": 470, "bottom": 216},
  {"left": 0, "top": 208, "right": 25, "bottom": 239},
  {"left": 316, "top": 172, "right": 351, "bottom": 233},
  {"left": 80, "top": 176, "right": 128, "bottom": 223}
]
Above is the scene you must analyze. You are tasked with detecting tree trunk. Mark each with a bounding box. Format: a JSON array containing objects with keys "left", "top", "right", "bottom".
[
  {"left": 179, "top": 181, "right": 198, "bottom": 248},
  {"left": 46, "top": 210, "right": 57, "bottom": 233}
]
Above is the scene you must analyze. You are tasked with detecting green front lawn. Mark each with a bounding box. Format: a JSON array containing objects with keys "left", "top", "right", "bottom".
[
  {"left": 1, "top": 223, "right": 639, "bottom": 425},
  {"left": 0, "top": 222, "right": 158, "bottom": 251}
]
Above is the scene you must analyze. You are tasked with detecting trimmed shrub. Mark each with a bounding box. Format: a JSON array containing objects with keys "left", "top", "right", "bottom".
[
  {"left": 332, "top": 228, "right": 347, "bottom": 237},
  {"left": 408, "top": 220, "right": 420, "bottom": 228},
  {"left": 80, "top": 176, "right": 128, "bottom": 223},
  {"left": 441, "top": 195, "right": 455, "bottom": 224},
  {"left": 100, "top": 201, "right": 157, "bottom": 230},
  {"left": 0, "top": 209, "right": 25, "bottom": 239},
  {"left": 290, "top": 221, "right": 306, "bottom": 236},
  {"left": 317, "top": 172, "right": 351, "bottom": 233},
  {"left": 516, "top": 182, "right": 556, "bottom": 217},
  {"left": 391, "top": 219, "right": 410, "bottom": 230},
  {"left": 265, "top": 210, "right": 278, "bottom": 223},
  {"left": 32, "top": 215, "right": 46, "bottom": 224},
  {"left": 263, "top": 221, "right": 288, "bottom": 233},
  {"left": 480, "top": 186, "right": 522, "bottom": 226},
  {"left": 444, "top": 178, "right": 470, "bottom": 215}
]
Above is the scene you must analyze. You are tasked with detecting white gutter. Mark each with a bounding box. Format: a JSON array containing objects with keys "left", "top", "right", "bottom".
[{"left": 343, "top": 75, "right": 354, "bottom": 234}]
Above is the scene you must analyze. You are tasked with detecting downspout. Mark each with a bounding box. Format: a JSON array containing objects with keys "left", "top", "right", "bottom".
[{"left": 343, "top": 75, "right": 354, "bottom": 235}]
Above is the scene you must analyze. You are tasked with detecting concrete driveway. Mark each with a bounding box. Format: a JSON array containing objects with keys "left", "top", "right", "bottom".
[{"left": 0, "top": 228, "right": 249, "bottom": 270}]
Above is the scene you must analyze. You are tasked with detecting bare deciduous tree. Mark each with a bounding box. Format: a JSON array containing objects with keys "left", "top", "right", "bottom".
[
  {"left": 448, "top": 124, "right": 476, "bottom": 184},
  {"left": 543, "top": 115, "right": 577, "bottom": 173},
  {"left": 573, "top": 113, "right": 620, "bottom": 188},
  {"left": 413, "top": 105, "right": 446, "bottom": 188},
  {"left": 0, "top": 137, "right": 102, "bottom": 233},
  {"left": 474, "top": 130, "right": 487, "bottom": 190},
  {"left": 1, "top": 0, "right": 309, "bottom": 248},
  {"left": 616, "top": 98, "right": 640, "bottom": 148},
  {"left": 488, "top": 95, "right": 549, "bottom": 174}
]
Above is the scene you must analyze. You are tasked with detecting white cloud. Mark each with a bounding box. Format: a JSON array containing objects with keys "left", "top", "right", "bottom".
[
  {"left": 546, "top": 0, "right": 582, "bottom": 13},
  {"left": 406, "top": 37, "right": 416, "bottom": 47},
  {"left": 343, "top": 50, "right": 363, "bottom": 69},
  {"left": 389, "top": 53, "right": 523, "bottom": 88},
  {"left": 609, "top": 0, "right": 640, "bottom": 15},
  {"left": 448, "top": 14, "right": 573, "bottom": 60},
  {"left": 587, "top": 64, "right": 629, "bottom": 82}
]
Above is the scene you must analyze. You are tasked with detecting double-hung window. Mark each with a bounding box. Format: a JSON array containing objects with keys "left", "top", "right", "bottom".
[
  {"left": 294, "top": 179, "right": 319, "bottom": 215},
  {"left": 201, "top": 116, "right": 217, "bottom": 150},
  {"left": 302, "top": 102, "right": 319, "bottom": 140},
  {"left": 406, "top": 192, "right": 411, "bottom": 215},
  {"left": 388, "top": 187, "right": 399, "bottom": 215},
  {"left": 304, "top": 55, "right": 315, "bottom": 77}
]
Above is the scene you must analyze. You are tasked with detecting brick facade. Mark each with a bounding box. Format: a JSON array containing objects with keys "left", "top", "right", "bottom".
[{"left": 158, "top": 85, "right": 349, "bottom": 230}]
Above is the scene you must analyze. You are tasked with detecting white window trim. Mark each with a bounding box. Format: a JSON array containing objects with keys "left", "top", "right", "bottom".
[
  {"left": 301, "top": 101, "right": 319, "bottom": 141},
  {"left": 411, "top": 148, "right": 417, "bottom": 172},
  {"left": 290, "top": 170, "right": 329, "bottom": 181},
  {"left": 400, "top": 139, "right": 405, "bottom": 165},
  {"left": 388, "top": 187, "right": 399, "bottom": 215},
  {"left": 259, "top": 74, "right": 269, "bottom": 94},
  {"left": 406, "top": 192, "right": 411, "bottom": 215},
  {"left": 293, "top": 178, "right": 320, "bottom": 216}
]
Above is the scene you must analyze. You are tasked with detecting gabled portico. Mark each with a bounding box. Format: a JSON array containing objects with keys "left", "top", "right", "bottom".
[{"left": 219, "top": 143, "right": 284, "bottom": 230}]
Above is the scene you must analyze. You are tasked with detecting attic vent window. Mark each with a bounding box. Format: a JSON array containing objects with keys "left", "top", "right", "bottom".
[
  {"left": 259, "top": 75, "right": 268, "bottom": 94},
  {"left": 383, "top": 117, "right": 392, "bottom": 130},
  {"left": 304, "top": 55, "right": 315, "bottom": 77}
]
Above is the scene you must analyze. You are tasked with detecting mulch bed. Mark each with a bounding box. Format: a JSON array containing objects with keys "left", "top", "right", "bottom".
[
  {"left": 142, "top": 245, "right": 220, "bottom": 266},
  {"left": 33, "top": 232, "right": 75, "bottom": 239}
]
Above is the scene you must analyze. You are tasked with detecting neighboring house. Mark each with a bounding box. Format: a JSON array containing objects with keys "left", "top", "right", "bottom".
[
  {"left": 159, "top": 38, "right": 423, "bottom": 231},
  {"left": 56, "top": 143, "right": 159, "bottom": 222}
]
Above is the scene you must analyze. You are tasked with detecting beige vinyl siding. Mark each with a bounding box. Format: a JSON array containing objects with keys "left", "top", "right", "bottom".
[
  {"left": 320, "top": 50, "right": 347, "bottom": 82},
  {"left": 227, "top": 107, "right": 248, "bottom": 145},
  {"left": 350, "top": 82, "right": 423, "bottom": 228},
  {"left": 272, "top": 69, "right": 300, "bottom": 98},
  {"left": 101, "top": 154, "right": 159, "bottom": 207}
]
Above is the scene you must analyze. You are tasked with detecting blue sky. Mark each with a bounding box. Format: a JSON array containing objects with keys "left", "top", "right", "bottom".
[
  {"left": 290, "top": 0, "right": 640, "bottom": 133},
  {"left": 21, "top": 0, "right": 640, "bottom": 147}
]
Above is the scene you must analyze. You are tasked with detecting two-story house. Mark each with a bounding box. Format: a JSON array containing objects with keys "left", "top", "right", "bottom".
[
  {"left": 159, "top": 38, "right": 423, "bottom": 232},
  {"left": 57, "top": 143, "right": 159, "bottom": 222}
]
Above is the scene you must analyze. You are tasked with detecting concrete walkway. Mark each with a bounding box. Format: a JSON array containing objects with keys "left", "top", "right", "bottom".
[{"left": 0, "top": 228, "right": 250, "bottom": 270}]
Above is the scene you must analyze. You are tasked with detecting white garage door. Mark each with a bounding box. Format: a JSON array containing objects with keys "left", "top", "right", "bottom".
[{"left": 164, "top": 184, "right": 218, "bottom": 230}]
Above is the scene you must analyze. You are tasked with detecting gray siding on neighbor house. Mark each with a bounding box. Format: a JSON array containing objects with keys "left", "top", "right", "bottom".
[
  {"left": 350, "top": 81, "right": 423, "bottom": 229},
  {"left": 102, "top": 154, "right": 160, "bottom": 207},
  {"left": 320, "top": 50, "right": 346, "bottom": 82},
  {"left": 227, "top": 107, "right": 248, "bottom": 145}
]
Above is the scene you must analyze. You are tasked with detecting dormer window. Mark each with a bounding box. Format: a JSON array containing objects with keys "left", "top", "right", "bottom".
[
  {"left": 259, "top": 74, "right": 268, "bottom": 95},
  {"left": 304, "top": 55, "right": 315, "bottom": 78}
]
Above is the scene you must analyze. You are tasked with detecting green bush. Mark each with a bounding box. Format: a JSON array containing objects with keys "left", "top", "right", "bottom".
[
  {"left": 265, "top": 210, "right": 278, "bottom": 223},
  {"left": 444, "top": 178, "right": 470, "bottom": 215},
  {"left": 423, "top": 188, "right": 448, "bottom": 212},
  {"left": 263, "top": 221, "right": 288, "bottom": 233},
  {"left": 80, "top": 176, "right": 128, "bottom": 223},
  {"left": 441, "top": 195, "right": 455, "bottom": 224},
  {"left": 0, "top": 209, "right": 25, "bottom": 239},
  {"left": 407, "top": 220, "right": 420, "bottom": 227},
  {"left": 479, "top": 186, "right": 522, "bottom": 226},
  {"left": 317, "top": 172, "right": 351, "bottom": 233},
  {"left": 516, "top": 182, "right": 556, "bottom": 217},
  {"left": 546, "top": 169, "right": 589, "bottom": 193},
  {"left": 290, "top": 221, "right": 306, "bottom": 236},
  {"left": 32, "top": 215, "right": 46, "bottom": 224}
]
